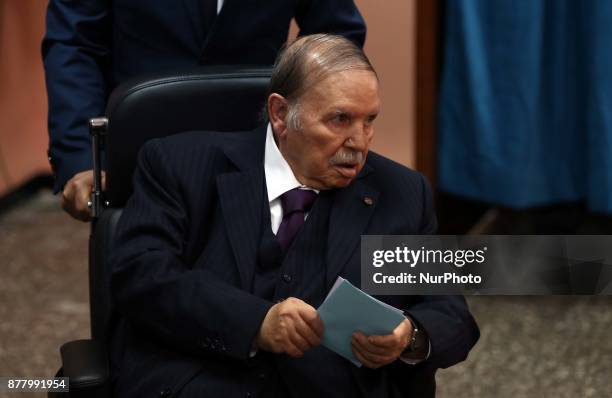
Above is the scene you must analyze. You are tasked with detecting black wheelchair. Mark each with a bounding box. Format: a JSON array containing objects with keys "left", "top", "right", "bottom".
[{"left": 52, "top": 67, "right": 271, "bottom": 398}]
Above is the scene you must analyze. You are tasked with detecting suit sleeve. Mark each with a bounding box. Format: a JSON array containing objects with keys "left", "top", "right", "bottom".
[
  {"left": 111, "top": 139, "right": 273, "bottom": 362},
  {"left": 295, "top": 0, "right": 366, "bottom": 47},
  {"left": 406, "top": 174, "right": 480, "bottom": 369},
  {"left": 42, "top": 0, "right": 111, "bottom": 192}
]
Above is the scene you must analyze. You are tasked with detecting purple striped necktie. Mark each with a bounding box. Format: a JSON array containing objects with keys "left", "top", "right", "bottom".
[{"left": 276, "top": 188, "right": 318, "bottom": 251}]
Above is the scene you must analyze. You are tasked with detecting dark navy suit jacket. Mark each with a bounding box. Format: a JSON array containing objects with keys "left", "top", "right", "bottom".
[
  {"left": 110, "top": 126, "right": 479, "bottom": 397},
  {"left": 42, "top": 0, "right": 366, "bottom": 192}
]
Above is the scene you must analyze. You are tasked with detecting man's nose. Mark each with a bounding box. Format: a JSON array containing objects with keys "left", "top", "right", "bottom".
[{"left": 345, "top": 123, "right": 371, "bottom": 151}]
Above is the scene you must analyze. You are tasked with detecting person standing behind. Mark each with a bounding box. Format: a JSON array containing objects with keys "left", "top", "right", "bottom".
[{"left": 42, "top": 0, "right": 366, "bottom": 221}]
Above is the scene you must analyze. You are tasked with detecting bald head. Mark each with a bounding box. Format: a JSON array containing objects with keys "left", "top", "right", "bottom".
[
  {"left": 268, "top": 34, "right": 377, "bottom": 109},
  {"left": 266, "top": 34, "right": 381, "bottom": 190}
]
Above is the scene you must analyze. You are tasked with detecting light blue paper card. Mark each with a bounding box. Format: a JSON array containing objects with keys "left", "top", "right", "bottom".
[{"left": 317, "top": 277, "right": 406, "bottom": 366}]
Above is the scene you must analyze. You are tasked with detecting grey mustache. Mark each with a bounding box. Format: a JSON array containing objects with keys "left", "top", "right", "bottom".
[{"left": 330, "top": 150, "right": 363, "bottom": 165}]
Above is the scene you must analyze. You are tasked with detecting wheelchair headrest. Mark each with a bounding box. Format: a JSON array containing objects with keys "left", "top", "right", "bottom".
[{"left": 104, "top": 66, "right": 271, "bottom": 206}]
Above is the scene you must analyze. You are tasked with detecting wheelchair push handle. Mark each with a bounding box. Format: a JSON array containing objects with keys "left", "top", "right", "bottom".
[{"left": 89, "top": 117, "right": 108, "bottom": 220}]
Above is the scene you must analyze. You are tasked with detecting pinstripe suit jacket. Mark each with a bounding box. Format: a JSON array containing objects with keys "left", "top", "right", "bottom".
[{"left": 110, "top": 126, "right": 479, "bottom": 397}]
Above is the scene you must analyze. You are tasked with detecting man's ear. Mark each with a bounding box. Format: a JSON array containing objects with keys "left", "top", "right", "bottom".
[{"left": 268, "top": 93, "right": 289, "bottom": 138}]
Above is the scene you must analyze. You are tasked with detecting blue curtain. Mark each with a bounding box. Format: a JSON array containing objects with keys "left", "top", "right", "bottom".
[{"left": 437, "top": 0, "right": 612, "bottom": 213}]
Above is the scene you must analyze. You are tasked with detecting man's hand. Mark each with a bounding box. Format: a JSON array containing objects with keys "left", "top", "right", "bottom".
[
  {"left": 255, "top": 297, "right": 324, "bottom": 358},
  {"left": 61, "top": 170, "right": 106, "bottom": 222},
  {"left": 351, "top": 318, "right": 413, "bottom": 369}
]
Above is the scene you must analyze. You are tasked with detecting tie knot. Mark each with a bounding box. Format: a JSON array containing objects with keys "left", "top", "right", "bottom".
[{"left": 281, "top": 188, "right": 318, "bottom": 215}]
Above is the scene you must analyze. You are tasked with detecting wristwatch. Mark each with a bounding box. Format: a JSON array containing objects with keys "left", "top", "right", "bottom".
[
  {"left": 403, "top": 315, "right": 426, "bottom": 353},
  {"left": 399, "top": 315, "right": 429, "bottom": 364}
]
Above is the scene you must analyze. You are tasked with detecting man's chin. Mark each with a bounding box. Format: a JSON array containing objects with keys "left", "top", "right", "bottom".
[
  {"left": 329, "top": 172, "right": 358, "bottom": 189},
  {"left": 311, "top": 168, "right": 360, "bottom": 190},
  {"left": 332, "top": 178, "right": 353, "bottom": 189}
]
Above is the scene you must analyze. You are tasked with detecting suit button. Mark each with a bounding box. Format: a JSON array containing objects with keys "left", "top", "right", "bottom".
[
  {"left": 282, "top": 274, "right": 292, "bottom": 283},
  {"left": 258, "top": 372, "right": 266, "bottom": 379},
  {"left": 160, "top": 388, "right": 172, "bottom": 397},
  {"left": 245, "top": 393, "right": 253, "bottom": 398}
]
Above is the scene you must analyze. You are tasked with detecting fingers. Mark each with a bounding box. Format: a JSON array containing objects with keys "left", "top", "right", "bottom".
[
  {"left": 281, "top": 299, "right": 322, "bottom": 352},
  {"left": 351, "top": 320, "right": 413, "bottom": 368},
  {"left": 367, "top": 319, "right": 412, "bottom": 349},
  {"left": 298, "top": 305, "right": 324, "bottom": 338},
  {"left": 256, "top": 297, "right": 323, "bottom": 358},
  {"left": 61, "top": 170, "right": 96, "bottom": 222},
  {"left": 351, "top": 333, "right": 395, "bottom": 368},
  {"left": 292, "top": 312, "right": 322, "bottom": 348},
  {"left": 364, "top": 333, "right": 397, "bottom": 349},
  {"left": 351, "top": 340, "right": 392, "bottom": 369},
  {"left": 285, "top": 327, "right": 309, "bottom": 358},
  {"left": 352, "top": 332, "right": 389, "bottom": 355}
]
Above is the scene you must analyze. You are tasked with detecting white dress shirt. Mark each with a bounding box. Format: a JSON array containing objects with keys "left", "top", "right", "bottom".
[{"left": 264, "top": 124, "right": 318, "bottom": 233}]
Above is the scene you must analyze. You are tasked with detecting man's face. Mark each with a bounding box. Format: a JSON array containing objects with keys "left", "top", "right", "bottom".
[{"left": 273, "top": 69, "right": 381, "bottom": 190}]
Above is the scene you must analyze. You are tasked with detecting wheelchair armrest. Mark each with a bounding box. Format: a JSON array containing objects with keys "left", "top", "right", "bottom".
[{"left": 60, "top": 339, "right": 111, "bottom": 398}]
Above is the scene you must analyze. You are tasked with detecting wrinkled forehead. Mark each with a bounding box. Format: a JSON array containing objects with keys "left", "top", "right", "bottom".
[
  {"left": 300, "top": 69, "right": 381, "bottom": 108},
  {"left": 301, "top": 57, "right": 378, "bottom": 95}
]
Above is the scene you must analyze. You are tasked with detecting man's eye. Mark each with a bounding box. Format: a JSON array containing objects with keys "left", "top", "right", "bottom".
[{"left": 333, "top": 114, "right": 350, "bottom": 124}]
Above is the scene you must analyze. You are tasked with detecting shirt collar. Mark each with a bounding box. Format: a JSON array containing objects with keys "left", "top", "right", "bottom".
[{"left": 264, "top": 123, "right": 317, "bottom": 203}]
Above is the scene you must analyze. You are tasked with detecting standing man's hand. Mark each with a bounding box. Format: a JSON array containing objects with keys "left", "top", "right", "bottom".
[
  {"left": 255, "top": 297, "right": 324, "bottom": 358},
  {"left": 351, "top": 319, "right": 413, "bottom": 369},
  {"left": 61, "top": 170, "right": 106, "bottom": 222}
]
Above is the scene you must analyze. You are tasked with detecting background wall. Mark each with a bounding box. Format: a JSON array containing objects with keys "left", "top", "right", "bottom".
[
  {"left": 0, "top": 1, "right": 50, "bottom": 197},
  {"left": 356, "top": 0, "right": 417, "bottom": 168}
]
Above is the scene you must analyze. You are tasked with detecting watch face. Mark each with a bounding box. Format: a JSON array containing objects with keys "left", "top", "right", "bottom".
[
  {"left": 404, "top": 315, "right": 426, "bottom": 352},
  {"left": 413, "top": 331, "right": 423, "bottom": 350},
  {"left": 410, "top": 324, "right": 424, "bottom": 351}
]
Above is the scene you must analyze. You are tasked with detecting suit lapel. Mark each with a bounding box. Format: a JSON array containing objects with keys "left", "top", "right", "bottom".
[
  {"left": 217, "top": 167, "right": 264, "bottom": 291},
  {"left": 216, "top": 126, "right": 267, "bottom": 290},
  {"left": 326, "top": 176, "right": 379, "bottom": 288}
]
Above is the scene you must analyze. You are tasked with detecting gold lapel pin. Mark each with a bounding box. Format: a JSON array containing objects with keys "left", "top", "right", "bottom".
[{"left": 363, "top": 197, "right": 374, "bottom": 206}]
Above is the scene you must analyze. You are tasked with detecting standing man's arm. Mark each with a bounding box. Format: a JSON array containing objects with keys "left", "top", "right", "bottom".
[
  {"left": 295, "top": 0, "right": 366, "bottom": 47},
  {"left": 42, "top": 0, "right": 111, "bottom": 220}
]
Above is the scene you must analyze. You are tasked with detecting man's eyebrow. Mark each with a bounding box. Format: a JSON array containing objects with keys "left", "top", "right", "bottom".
[
  {"left": 331, "top": 109, "right": 352, "bottom": 116},
  {"left": 328, "top": 108, "right": 379, "bottom": 119}
]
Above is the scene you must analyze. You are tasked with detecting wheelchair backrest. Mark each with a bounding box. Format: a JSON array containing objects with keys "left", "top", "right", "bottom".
[
  {"left": 104, "top": 66, "right": 272, "bottom": 207},
  {"left": 90, "top": 67, "right": 271, "bottom": 340}
]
